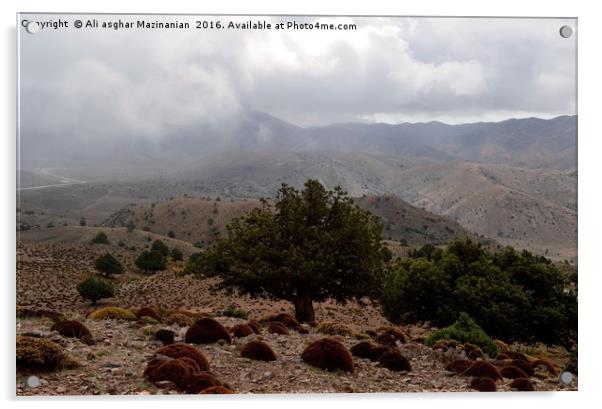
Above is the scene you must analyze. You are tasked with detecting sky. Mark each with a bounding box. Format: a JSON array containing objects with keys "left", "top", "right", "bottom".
[{"left": 18, "top": 15, "right": 577, "bottom": 152}]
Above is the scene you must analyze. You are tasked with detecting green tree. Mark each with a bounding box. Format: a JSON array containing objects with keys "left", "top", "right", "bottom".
[
  {"left": 170, "top": 247, "right": 183, "bottom": 261},
  {"left": 91, "top": 231, "right": 110, "bottom": 245},
  {"left": 77, "top": 277, "right": 115, "bottom": 305},
  {"left": 126, "top": 221, "right": 136, "bottom": 233},
  {"left": 80, "top": 217, "right": 87, "bottom": 226},
  {"left": 187, "top": 179, "right": 386, "bottom": 323},
  {"left": 151, "top": 239, "right": 169, "bottom": 257},
  {"left": 94, "top": 253, "right": 123, "bottom": 277},
  {"left": 135, "top": 250, "right": 166, "bottom": 274}
]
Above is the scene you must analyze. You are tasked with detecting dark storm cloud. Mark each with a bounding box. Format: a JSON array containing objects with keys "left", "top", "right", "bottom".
[{"left": 18, "top": 14, "right": 576, "bottom": 163}]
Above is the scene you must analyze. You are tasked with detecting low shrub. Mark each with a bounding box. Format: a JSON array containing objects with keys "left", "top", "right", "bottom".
[
  {"left": 155, "top": 329, "right": 175, "bottom": 345},
  {"left": 378, "top": 350, "right": 411, "bottom": 372},
  {"left": 426, "top": 313, "right": 498, "bottom": 357},
  {"left": 532, "top": 359, "right": 557, "bottom": 376},
  {"left": 199, "top": 385, "right": 235, "bottom": 394},
  {"left": 16, "top": 336, "right": 79, "bottom": 371},
  {"left": 271, "top": 313, "right": 301, "bottom": 330},
  {"left": 510, "top": 359, "right": 534, "bottom": 376},
  {"left": 88, "top": 307, "right": 136, "bottom": 320},
  {"left": 185, "top": 318, "right": 231, "bottom": 344},
  {"left": 229, "top": 324, "right": 254, "bottom": 338},
  {"left": 136, "top": 307, "right": 161, "bottom": 321},
  {"left": 77, "top": 277, "right": 115, "bottom": 305},
  {"left": 247, "top": 321, "right": 262, "bottom": 334},
  {"left": 445, "top": 359, "right": 474, "bottom": 375},
  {"left": 144, "top": 358, "right": 196, "bottom": 389},
  {"left": 268, "top": 322, "right": 289, "bottom": 335},
  {"left": 317, "top": 322, "right": 353, "bottom": 337},
  {"left": 165, "top": 312, "right": 194, "bottom": 327},
  {"left": 222, "top": 304, "right": 248, "bottom": 319},
  {"left": 500, "top": 365, "right": 529, "bottom": 379},
  {"left": 240, "top": 340, "right": 277, "bottom": 361},
  {"left": 185, "top": 372, "right": 222, "bottom": 393},
  {"left": 376, "top": 326, "right": 407, "bottom": 343},
  {"left": 301, "top": 338, "right": 354, "bottom": 373},
  {"left": 464, "top": 361, "right": 502, "bottom": 381},
  {"left": 16, "top": 306, "right": 64, "bottom": 322},
  {"left": 155, "top": 343, "right": 210, "bottom": 371},
  {"left": 349, "top": 341, "right": 391, "bottom": 362},
  {"left": 510, "top": 377, "right": 535, "bottom": 391},
  {"left": 51, "top": 320, "right": 92, "bottom": 342},
  {"left": 470, "top": 377, "right": 497, "bottom": 392}
]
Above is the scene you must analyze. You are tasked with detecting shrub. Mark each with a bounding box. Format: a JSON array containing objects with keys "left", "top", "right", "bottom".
[
  {"left": 94, "top": 253, "right": 123, "bottom": 277},
  {"left": 76, "top": 277, "right": 115, "bottom": 305},
  {"left": 165, "top": 312, "right": 194, "bottom": 327},
  {"left": 509, "top": 377, "right": 535, "bottom": 391},
  {"left": 185, "top": 372, "right": 222, "bottom": 393},
  {"left": 376, "top": 326, "right": 407, "bottom": 343},
  {"left": 464, "top": 361, "right": 502, "bottom": 381},
  {"left": 470, "top": 377, "right": 497, "bottom": 392},
  {"left": 510, "top": 359, "right": 534, "bottom": 376},
  {"left": 136, "top": 307, "right": 161, "bottom": 321},
  {"left": 445, "top": 359, "right": 474, "bottom": 375},
  {"left": 504, "top": 350, "right": 529, "bottom": 362},
  {"left": 170, "top": 247, "right": 183, "bottom": 261},
  {"left": 461, "top": 343, "right": 484, "bottom": 359},
  {"left": 88, "top": 306, "right": 136, "bottom": 320},
  {"left": 317, "top": 322, "right": 353, "bottom": 337},
  {"left": 16, "top": 336, "right": 79, "bottom": 371},
  {"left": 426, "top": 313, "right": 498, "bottom": 357},
  {"left": 17, "top": 307, "right": 64, "bottom": 322},
  {"left": 91, "top": 231, "right": 110, "bottom": 244},
  {"left": 155, "top": 329, "right": 175, "bottom": 345},
  {"left": 378, "top": 350, "right": 411, "bottom": 372},
  {"left": 185, "top": 318, "right": 231, "bottom": 344},
  {"left": 135, "top": 250, "right": 166, "bottom": 274},
  {"left": 151, "top": 239, "right": 169, "bottom": 257},
  {"left": 199, "top": 385, "right": 235, "bottom": 394},
  {"left": 240, "top": 340, "right": 277, "bottom": 361},
  {"left": 380, "top": 240, "right": 577, "bottom": 347},
  {"left": 500, "top": 365, "right": 529, "bottom": 379},
  {"left": 267, "top": 321, "right": 289, "bottom": 335},
  {"left": 532, "top": 359, "right": 557, "bottom": 376},
  {"left": 350, "top": 341, "right": 379, "bottom": 361},
  {"left": 222, "top": 304, "right": 248, "bottom": 319},
  {"left": 301, "top": 338, "right": 354, "bottom": 373},
  {"left": 154, "top": 343, "right": 209, "bottom": 371},
  {"left": 247, "top": 321, "right": 262, "bottom": 334},
  {"left": 51, "top": 320, "right": 92, "bottom": 341},
  {"left": 144, "top": 358, "right": 196, "bottom": 389},
  {"left": 229, "top": 324, "right": 254, "bottom": 338}
]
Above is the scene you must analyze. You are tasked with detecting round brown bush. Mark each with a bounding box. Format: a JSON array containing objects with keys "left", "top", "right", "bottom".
[
  {"left": 500, "top": 365, "right": 529, "bottom": 379},
  {"left": 229, "top": 324, "right": 254, "bottom": 338},
  {"left": 155, "top": 329, "right": 175, "bottom": 345},
  {"left": 16, "top": 336, "right": 79, "bottom": 371},
  {"left": 462, "top": 343, "right": 484, "bottom": 359},
  {"left": 350, "top": 341, "right": 377, "bottom": 360},
  {"left": 165, "top": 312, "right": 195, "bottom": 327},
  {"left": 465, "top": 361, "right": 502, "bottom": 381},
  {"left": 199, "top": 385, "right": 235, "bottom": 394},
  {"left": 272, "top": 313, "right": 300, "bottom": 329},
  {"left": 532, "top": 359, "right": 557, "bottom": 376},
  {"left": 510, "top": 377, "right": 535, "bottom": 391},
  {"left": 375, "top": 333, "right": 397, "bottom": 346},
  {"left": 137, "top": 307, "right": 161, "bottom": 321},
  {"left": 155, "top": 343, "right": 210, "bottom": 371},
  {"left": 240, "top": 340, "right": 277, "bottom": 361},
  {"left": 184, "top": 371, "right": 221, "bottom": 394},
  {"left": 445, "top": 359, "right": 474, "bottom": 375},
  {"left": 378, "top": 350, "right": 411, "bottom": 372},
  {"left": 51, "top": 320, "right": 92, "bottom": 341},
  {"left": 143, "top": 358, "right": 169, "bottom": 382},
  {"left": 301, "top": 338, "right": 354, "bottom": 373},
  {"left": 145, "top": 358, "right": 195, "bottom": 388},
  {"left": 510, "top": 359, "right": 534, "bottom": 377},
  {"left": 247, "top": 321, "right": 262, "bottom": 334},
  {"left": 470, "top": 377, "right": 497, "bottom": 392},
  {"left": 185, "top": 318, "right": 231, "bottom": 344},
  {"left": 376, "top": 326, "right": 407, "bottom": 343},
  {"left": 268, "top": 321, "right": 290, "bottom": 335},
  {"left": 504, "top": 350, "right": 529, "bottom": 362}
]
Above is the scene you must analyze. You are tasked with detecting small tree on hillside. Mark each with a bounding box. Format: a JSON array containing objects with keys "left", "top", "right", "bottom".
[
  {"left": 135, "top": 250, "right": 166, "bottom": 274},
  {"left": 151, "top": 239, "right": 169, "bottom": 257},
  {"left": 94, "top": 253, "right": 123, "bottom": 277},
  {"left": 77, "top": 276, "right": 115, "bottom": 305},
  {"left": 170, "top": 247, "right": 183, "bottom": 261},
  {"left": 91, "top": 231, "right": 110, "bottom": 245},
  {"left": 187, "top": 179, "right": 386, "bottom": 322}
]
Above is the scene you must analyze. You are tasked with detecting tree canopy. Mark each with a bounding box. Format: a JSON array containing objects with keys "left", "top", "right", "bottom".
[
  {"left": 94, "top": 253, "right": 123, "bottom": 277},
  {"left": 135, "top": 250, "right": 166, "bottom": 274}
]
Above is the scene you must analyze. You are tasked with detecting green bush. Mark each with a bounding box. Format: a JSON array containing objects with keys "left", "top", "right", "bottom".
[
  {"left": 221, "top": 304, "right": 248, "bottom": 319},
  {"left": 380, "top": 239, "right": 577, "bottom": 347},
  {"left": 151, "top": 239, "right": 169, "bottom": 257},
  {"left": 170, "top": 247, "right": 183, "bottom": 261},
  {"left": 426, "top": 312, "right": 498, "bottom": 357},
  {"left": 94, "top": 253, "right": 123, "bottom": 277},
  {"left": 91, "top": 231, "right": 110, "bottom": 245},
  {"left": 77, "top": 277, "right": 115, "bottom": 305},
  {"left": 135, "top": 250, "right": 166, "bottom": 274}
]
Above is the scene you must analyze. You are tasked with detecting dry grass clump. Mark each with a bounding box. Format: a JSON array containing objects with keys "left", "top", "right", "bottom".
[
  {"left": 509, "top": 377, "right": 535, "bottom": 391},
  {"left": 268, "top": 321, "right": 290, "bottom": 335},
  {"left": 88, "top": 307, "right": 136, "bottom": 320},
  {"left": 317, "top": 322, "right": 353, "bottom": 337},
  {"left": 229, "top": 324, "right": 254, "bottom": 338},
  {"left": 16, "top": 336, "right": 79, "bottom": 371},
  {"left": 500, "top": 365, "right": 529, "bottom": 379},
  {"left": 465, "top": 361, "right": 502, "bottom": 381},
  {"left": 164, "top": 312, "right": 195, "bottom": 327},
  {"left": 51, "top": 320, "right": 92, "bottom": 342},
  {"left": 301, "top": 338, "right": 354, "bottom": 373},
  {"left": 136, "top": 307, "right": 161, "bottom": 321},
  {"left": 445, "top": 359, "right": 474, "bottom": 375},
  {"left": 378, "top": 349, "right": 411, "bottom": 372},
  {"left": 531, "top": 358, "right": 557, "bottom": 376},
  {"left": 155, "top": 343, "right": 210, "bottom": 371},
  {"left": 199, "top": 385, "right": 236, "bottom": 394},
  {"left": 155, "top": 329, "right": 175, "bottom": 345},
  {"left": 470, "top": 377, "right": 497, "bottom": 392},
  {"left": 240, "top": 340, "right": 277, "bottom": 361},
  {"left": 185, "top": 318, "right": 231, "bottom": 344}
]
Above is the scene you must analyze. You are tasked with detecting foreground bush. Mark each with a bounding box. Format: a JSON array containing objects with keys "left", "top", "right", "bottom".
[
  {"left": 185, "top": 318, "right": 231, "bottom": 344},
  {"left": 301, "top": 338, "right": 354, "bottom": 373},
  {"left": 154, "top": 343, "right": 210, "bottom": 371},
  {"left": 16, "top": 336, "right": 79, "bottom": 371},
  {"left": 76, "top": 277, "right": 115, "bottom": 305},
  {"left": 381, "top": 239, "right": 577, "bottom": 347},
  {"left": 88, "top": 306, "right": 136, "bottom": 320},
  {"left": 426, "top": 313, "right": 498, "bottom": 357},
  {"left": 51, "top": 320, "right": 92, "bottom": 341},
  {"left": 240, "top": 340, "right": 277, "bottom": 361}
]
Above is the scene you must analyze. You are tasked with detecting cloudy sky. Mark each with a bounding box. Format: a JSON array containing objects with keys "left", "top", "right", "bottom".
[{"left": 19, "top": 15, "right": 576, "bottom": 147}]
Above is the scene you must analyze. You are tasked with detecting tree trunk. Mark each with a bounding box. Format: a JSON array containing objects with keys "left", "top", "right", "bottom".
[{"left": 293, "top": 291, "right": 315, "bottom": 323}]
